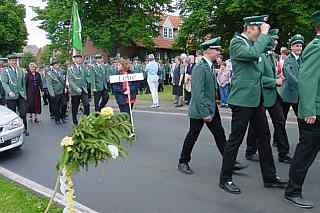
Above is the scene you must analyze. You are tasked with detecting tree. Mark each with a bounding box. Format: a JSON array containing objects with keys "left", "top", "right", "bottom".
[
  {"left": 176, "top": 0, "right": 320, "bottom": 55},
  {"left": 37, "top": 45, "right": 51, "bottom": 65},
  {"left": 34, "top": 0, "right": 173, "bottom": 57},
  {"left": 0, "top": 0, "right": 28, "bottom": 56},
  {"left": 174, "top": 0, "right": 217, "bottom": 54},
  {"left": 21, "top": 52, "right": 37, "bottom": 70}
]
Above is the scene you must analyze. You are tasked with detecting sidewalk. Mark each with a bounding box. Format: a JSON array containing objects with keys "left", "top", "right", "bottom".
[{"left": 107, "top": 99, "right": 298, "bottom": 123}]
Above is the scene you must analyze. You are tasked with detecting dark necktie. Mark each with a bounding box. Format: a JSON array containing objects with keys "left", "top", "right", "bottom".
[{"left": 297, "top": 57, "right": 302, "bottom": 69}]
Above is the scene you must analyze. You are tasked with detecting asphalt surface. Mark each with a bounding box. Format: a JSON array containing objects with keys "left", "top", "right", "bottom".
[{"left": 0, "top": 106, "right": 319, "bottom": 213}]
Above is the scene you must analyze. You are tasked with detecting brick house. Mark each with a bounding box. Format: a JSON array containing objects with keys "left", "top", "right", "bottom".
[{"left": 84, "top": 15, "right": 182, "bottom": 62}]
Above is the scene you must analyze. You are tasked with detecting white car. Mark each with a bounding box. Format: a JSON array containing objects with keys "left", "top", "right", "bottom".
[{"left": 0, "top": 105, "right": 24, "bottom": 152}]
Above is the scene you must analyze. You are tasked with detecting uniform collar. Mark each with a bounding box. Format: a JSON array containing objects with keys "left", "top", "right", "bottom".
[
  {"left": 9, "top": 65, "right": 16, "bottom": 71},
  {"left": 241, "top": 33, "right": 250, "bottom": 41},
  {"left": 291, "top": 52, "right": 300, "bottom": 61},
  {"left": 203, "top": 56, "right": 213, "bottom": 69}
]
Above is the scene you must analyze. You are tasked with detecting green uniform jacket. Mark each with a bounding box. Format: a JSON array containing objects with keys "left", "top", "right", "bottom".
[
  {"left": 47, "top": 68, "right": 65, "bottom": 97},
  {"left": 188, "top": 58, "right": 216, "bottom": 119},
  {"left": 298, "top": 35, "right": 320, "bottom": 118},
  {"left": 278, "top": 53, "right": 301, "bottom": 104},
  {"left": 68, "top": 64, "right": 88, "bottom": 96},
  {"left": 158, "top": 64, "right": 166, "bottom": 80},
  {"left": 260, "top": 52, "right": 278, "bottom": 108},
  {"left": 163, "top": 63, "right": 171, "bottom": 75},
  {"left": 1, "top": 66, "right": 26, "bottom": 100},
  {"left": 132, "top": 63, "right": 143, "bottom": 74},
  {"left": 91, "top": 64, "right": 108, "bottom": 92},
  {"left": 86, "top": 66, "right": 92, "bottom": 84},
  {"left": 228, "top": 33, "right": 271, "bottom": 107}
]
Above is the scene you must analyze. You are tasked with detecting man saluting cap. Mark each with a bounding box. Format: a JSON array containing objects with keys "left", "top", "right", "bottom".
[
  {"left": 243, "top": 15, "right": 269, "bottom": 26},
  {"left": 200, "top": 37, "right": 222, "bottom": 50}
]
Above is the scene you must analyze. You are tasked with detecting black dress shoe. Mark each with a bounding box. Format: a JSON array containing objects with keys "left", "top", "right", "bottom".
[
  {"left": 246, "top": 154, "right": 260, "bottom": 162},
  {"left": 178, "top": 163, "right": 194, "bottom": 175},
  {"left": 264, "top": 177, "right": 288, "bottom": 188},
  {"left": 24, "top": 131, "right": 29, "bottom": 136},
  {"left": 233, "top": 162, "right": 248, "bottom": 171},
  {"left": 219, "top": 181, "right": 241, "bottom": 194},
  {"left": 279, "top": 155, "right": 292, "bottom": 164},
  {"left": 285, "top": 195, "right": 314, "bottom": 209}
]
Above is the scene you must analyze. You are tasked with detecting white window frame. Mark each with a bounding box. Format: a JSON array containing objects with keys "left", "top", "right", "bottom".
[{"left": 163, "top": 27, "right": 173, "bottom": 39}]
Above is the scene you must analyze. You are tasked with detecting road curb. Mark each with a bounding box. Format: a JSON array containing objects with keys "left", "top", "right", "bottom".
[
  {"left": 132, "top": 109, "right": 298, "bottom": 125},
  {"left": 0, "top": 166, "right": 99, "bottom": 213}
]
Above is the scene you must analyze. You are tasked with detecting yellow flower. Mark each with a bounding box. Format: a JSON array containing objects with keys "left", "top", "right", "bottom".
[
  {"left": 100, "top": 107, "right": 114, "bottom": 119},
  {"left": 60, "top": 136, "right": 74, "bottom": 147}
]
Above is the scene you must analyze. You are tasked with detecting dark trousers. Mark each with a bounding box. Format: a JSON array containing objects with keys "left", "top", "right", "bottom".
[
  {"left": 93, "top": 89, "right": 109, "bottom": 112},
  {"left": 0, "top": 98, "right": 5, "bottom": 105},
  {"left": 158, "top": 81, "right": 164, "bottom": 92},
  {"left": 246, "top": 98, "right": 290, "bottom": 157},
  {"left": 42, "top": 88, "right": 50, "bottom": 105},
  {"left": 179, "top": 106, "right": 226, "bottom": 163},
  {"left": 46, "top": 91, "right": 54, "bottom": 117},
  {"left": 71, "top": 91, "right": 90, "bottom": 125},
  {"left": 285, "top": 119, "right": 320, "bottom": 197},
  {"left": 144, "top": 80, "right": 150, "bottom": 94},
  {"left": 6, "top": 97, "right": 27, "bottom": 131},
  {"left": 138, "top": 80, "right": 145, "bottom": 94},
  {"left": 220, "top": 105, "right": 276, "bottom": 183},
  {"left": 119, "top": 103, "right": 134, "bottom": 115},
  {"left": 282, "top": 102, "right": 298, "bottom": 119},
  {"left": 51, "top": 94, "right": 66, "bottom": 121},
  {"left": 87, "top": 83, "right": 92, "bottom": 99},
  {"left": 43, "top": 88, "right": 54, "bottom": 116},
  {"left": 185, "top": 90, "right": 191, "bottom": 104}
]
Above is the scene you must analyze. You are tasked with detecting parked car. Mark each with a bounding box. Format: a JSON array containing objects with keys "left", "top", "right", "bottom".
[{"left": 0, "top": 105, "right": 24, "bottom": 152}]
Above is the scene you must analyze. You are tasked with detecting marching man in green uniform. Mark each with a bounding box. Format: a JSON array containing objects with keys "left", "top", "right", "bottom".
[
  {"left": 132, "top": 57, "right": 143, "bottom": 93},
  {"left": 68, "top": 54, "right": 90, "bottom": 125},
  {"left": 1, "top": 54, "right": 29, "bottom": 136},
  {"left": 91, "top": 54, "right": 109, "bottom": 112},
  {"left": 246, "top": 29, "right": 292, "bottom": 164},
  {"left": 47, "top": 60, "right": 67, "bottom": 125},
  {"left": 285, "top": 11, "right": 320, "bottom": 209},
  {"left": 278, "top": 34, "right": 304, "bottom": 121},
  {"left": 178, "top": 37, "right": 247, "bottom": 175},
  {"left": 219, "top": 16, "right": 287, "bottom": 194}
]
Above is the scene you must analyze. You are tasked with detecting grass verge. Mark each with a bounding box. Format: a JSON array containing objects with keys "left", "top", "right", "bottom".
[
  {"left": 0, "top": 175, "right": 62, "bottom": 213},
  {"left": 137, "top": 85, "right": 174, "bottom": 102}
]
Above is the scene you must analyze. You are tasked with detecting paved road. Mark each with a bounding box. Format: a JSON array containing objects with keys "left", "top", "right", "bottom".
[{"left": 0, "top": 108, "right": 319, "bottom": 213}]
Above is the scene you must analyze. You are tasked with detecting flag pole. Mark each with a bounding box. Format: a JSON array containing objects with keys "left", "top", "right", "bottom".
[{"left": 126, "top": 81, "right": 136, "bottom": 137}]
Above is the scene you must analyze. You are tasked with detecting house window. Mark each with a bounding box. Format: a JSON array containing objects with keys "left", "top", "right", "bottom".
[
  {"left": 163, "top": 27, "right": 168, "bottom": 38},
  {"left": 163, "top": 27, "right": 173, "bottom": 39},
  {"left": 168, "top": 28, "right": 173, "bottom": 38}
]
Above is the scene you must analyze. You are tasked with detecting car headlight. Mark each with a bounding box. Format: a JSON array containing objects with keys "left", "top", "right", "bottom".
[{"left": 6, "top": 117, "right": 23, "bottom": 130}]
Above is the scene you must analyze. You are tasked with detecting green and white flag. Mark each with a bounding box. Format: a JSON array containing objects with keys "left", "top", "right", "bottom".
[{"left": 72, "top": 1, "right": 82, "bottom": 52}]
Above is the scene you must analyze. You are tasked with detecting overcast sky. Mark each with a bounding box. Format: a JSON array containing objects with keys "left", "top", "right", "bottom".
[{"left": 19, "top": 0, "right": 49, "bottom": 47}]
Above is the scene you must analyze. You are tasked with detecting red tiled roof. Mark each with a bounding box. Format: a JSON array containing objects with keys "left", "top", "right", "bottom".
[
  {"left": 135, "top": 37, "right": 174, "bottom": 50},
  {"left": 153, "top": 37, "right": 175, "bottom": 49},
  {"left": 160, "top": 15, "right": 182, "bottom": 29}
]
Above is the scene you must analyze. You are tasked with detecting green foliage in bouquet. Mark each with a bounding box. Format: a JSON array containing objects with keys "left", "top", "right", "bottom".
[{"left": 57, "top": 107, "right": 134, "bottom": 173}]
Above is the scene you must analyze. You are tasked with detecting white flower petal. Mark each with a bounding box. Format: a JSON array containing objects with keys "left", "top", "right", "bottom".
[{"left": 108, "top": 145, "right": 119, "bottom": 159}]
